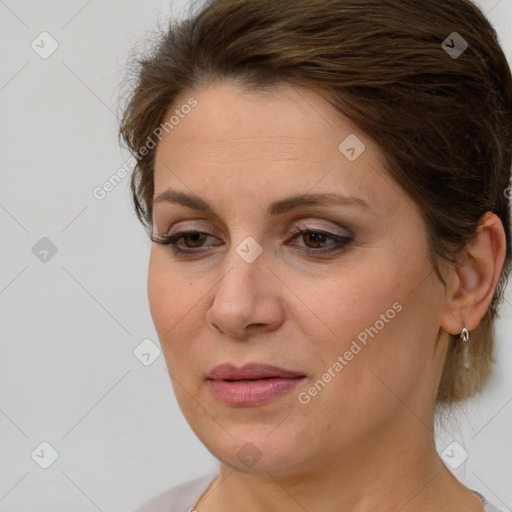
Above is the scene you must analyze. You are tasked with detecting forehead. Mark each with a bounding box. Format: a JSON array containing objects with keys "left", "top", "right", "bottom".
[
  {"left": 152, "top": 81, "right": 414, "bottom": 219},
  {"left": 156, "top": 81, "right": 365, "bottom": 161}
]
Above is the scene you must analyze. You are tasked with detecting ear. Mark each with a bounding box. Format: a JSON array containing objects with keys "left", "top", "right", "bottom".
[{"left": 440, "top": 211, "right": 507, "bottom": 336}]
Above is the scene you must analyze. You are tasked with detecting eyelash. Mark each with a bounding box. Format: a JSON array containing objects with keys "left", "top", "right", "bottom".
[{"left": 150, "top": 226, "right": 353, "bottom": 256}]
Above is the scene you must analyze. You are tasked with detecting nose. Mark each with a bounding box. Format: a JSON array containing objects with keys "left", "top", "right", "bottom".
[{"left": 205, "top": 248, "right": 285, "bottom": 339}]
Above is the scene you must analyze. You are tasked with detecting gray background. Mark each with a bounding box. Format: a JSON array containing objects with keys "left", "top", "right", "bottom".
[{"left": 0, "top": 1, "right": 511, "bottom": 511}]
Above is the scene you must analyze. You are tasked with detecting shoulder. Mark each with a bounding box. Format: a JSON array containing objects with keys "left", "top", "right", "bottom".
[
  {"left": 130, "top": 471, "right": 218, "bottom": 512},
  {"left": 473, "top": 491, "right": 504, "bottom": 512},
  {"left": 483, "top": 499, "right": 505, "bottom": 512}
]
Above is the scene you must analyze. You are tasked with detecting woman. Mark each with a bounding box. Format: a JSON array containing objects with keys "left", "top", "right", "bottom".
[{"left": 119, "top": 0, "right": 512, "bottom": 510}]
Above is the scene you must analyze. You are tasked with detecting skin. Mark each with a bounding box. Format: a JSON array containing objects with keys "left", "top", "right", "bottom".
[{"left": 147, "top": 80, "right": 506, "bottom": 512}]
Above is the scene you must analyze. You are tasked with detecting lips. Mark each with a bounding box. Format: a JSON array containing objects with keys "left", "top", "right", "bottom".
[
  {"left": 207, "top": 363, "right": 305, "bottom": 381},
  {"left": 206, "top": 363, "right": 306, "bottom": 407}
]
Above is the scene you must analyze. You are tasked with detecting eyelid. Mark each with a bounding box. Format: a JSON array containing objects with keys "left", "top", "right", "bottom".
[
  {"left": 164, "top": 216, "right": 353, "bottom": 237},
  {"left": 153, "top": 219, "right": 355, "bottom": 258},
  {"left": 156, "top": 221, "right": 353, "bottom": 254},
  {"left": 166, "top": 220, "right": 220, "bottom": 238},
  {"left": 287, "top": 219, "right": 353, "bottom": 238}
]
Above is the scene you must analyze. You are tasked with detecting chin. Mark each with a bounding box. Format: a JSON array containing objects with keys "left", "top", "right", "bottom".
[{"left": 193, "top": 420, "right": 313, "bottom": 475}]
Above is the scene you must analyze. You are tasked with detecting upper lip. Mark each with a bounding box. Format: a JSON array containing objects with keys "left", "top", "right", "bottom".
[{"left": 207, "top": 363, "right": 305, "bottom": 380}]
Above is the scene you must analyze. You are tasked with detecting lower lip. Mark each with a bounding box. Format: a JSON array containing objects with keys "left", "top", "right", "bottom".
[{"left": 208, "top": 377, "right": 305, "bottom": 406}]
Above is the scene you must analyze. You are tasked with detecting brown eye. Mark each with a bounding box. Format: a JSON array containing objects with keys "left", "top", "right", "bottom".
[
  {"left": 286, "top": 228, "right": 353, "bottom": 255},
  {"left": 150, "top": 231, "right": 218, "bottom": 253},
  {"left": 181, "top": 232, "right": 208, "bottom": 248},
  {"left": 301, "top": 231, "right": 328, "bottom": 249}
]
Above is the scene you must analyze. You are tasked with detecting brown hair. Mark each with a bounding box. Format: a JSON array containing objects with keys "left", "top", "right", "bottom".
[{"left": 118, "top": 0, "right": 512, "bottom": 404}]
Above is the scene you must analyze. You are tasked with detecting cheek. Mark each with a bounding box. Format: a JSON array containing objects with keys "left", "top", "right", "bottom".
[
  {"left": 147, "top": 253, "right": 170, "bottom": 332},
  {"left": 148, "top": 251, "right": 190, "bottom": 343},
  {"left": 298, "top": 250, "right": 433, "bottom": 383},
  {"left": 297, "top": 258, "right": 401, "bottom": 345},
  {"left": 147, "top": 251, "right": 210, "bottom": 371}
]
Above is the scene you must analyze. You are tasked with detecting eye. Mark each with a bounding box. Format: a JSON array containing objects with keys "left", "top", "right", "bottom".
[
  {"left": 150, "top": 230, "right": 218, "bottom": 253},
  {"left": 285, "top": 227, "right": 353, "bottom": 255},
  {"left": 150, "top": 225, "right": 353, "bottom": 256}
]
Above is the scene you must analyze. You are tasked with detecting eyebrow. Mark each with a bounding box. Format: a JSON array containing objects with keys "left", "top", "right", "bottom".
[{"left": 153, "top": 189, "right": 373, "bottom": 216}]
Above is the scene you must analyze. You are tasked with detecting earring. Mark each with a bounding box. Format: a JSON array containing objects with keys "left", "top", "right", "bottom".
[{"left": 460, "top": 323, "right": 471, "bottom": 370}]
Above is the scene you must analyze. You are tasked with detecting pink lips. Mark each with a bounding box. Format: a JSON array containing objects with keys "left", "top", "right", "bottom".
[{"left": 207, "top": 363, "right": 305, "bottom": 407}]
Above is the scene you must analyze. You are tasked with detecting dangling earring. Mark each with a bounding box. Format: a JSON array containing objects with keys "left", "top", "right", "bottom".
[{"left": 460, "top": 323, "right": 471, "bottom": 369}]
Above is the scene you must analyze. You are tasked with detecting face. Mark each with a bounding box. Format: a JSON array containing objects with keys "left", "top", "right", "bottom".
[{"left": 148, "top": 80, "right": 449, "bottom": 476}]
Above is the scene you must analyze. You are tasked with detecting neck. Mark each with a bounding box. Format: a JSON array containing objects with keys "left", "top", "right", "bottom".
[{"left": 200, "top": 416, "right": 482, "bottom": 512}]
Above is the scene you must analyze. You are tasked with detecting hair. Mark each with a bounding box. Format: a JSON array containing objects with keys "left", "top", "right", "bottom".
[{"left": 118, "top": 0, "right": 512, "bottom": 404}]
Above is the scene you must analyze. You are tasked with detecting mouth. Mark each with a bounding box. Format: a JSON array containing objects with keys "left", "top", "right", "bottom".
[
  {"left": 207, "top": 362, "right": 305, "bottom": 380},
  {"left": 206, "top": 363, "right": 306, "bottom": 407}
]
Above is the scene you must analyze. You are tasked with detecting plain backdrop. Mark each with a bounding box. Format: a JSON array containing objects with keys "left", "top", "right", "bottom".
[{"left": 0, "top": 1, "right": 511, "bottom": 511}]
